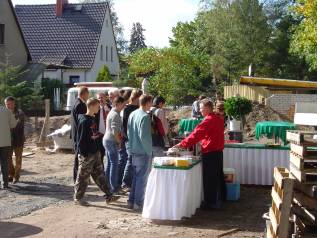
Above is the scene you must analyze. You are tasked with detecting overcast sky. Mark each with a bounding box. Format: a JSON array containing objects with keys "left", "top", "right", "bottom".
[{"left": 12, "top": 0, "right": 200, "bottom": 48}]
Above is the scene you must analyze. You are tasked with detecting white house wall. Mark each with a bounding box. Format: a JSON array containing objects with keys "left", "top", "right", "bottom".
[
  {"left": 0, "top": 0, "right": 28, "bottom": 67},
  {"left": 38, "top": 69, "right": 87, "bottom": 84},
  {"left": 87, "top": 6, "right": 120, "bottom": 82}
]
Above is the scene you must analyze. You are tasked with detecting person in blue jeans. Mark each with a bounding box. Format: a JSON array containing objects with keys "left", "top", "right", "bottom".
[
  {"left": 127, "top": 95, "right": 153, "bottom": 211},
  {"left": 119, "top": 89, "right": 143, "bottom": 191},
  {"left": 103, "top": 96, "right": 125, "bottom": 193}
]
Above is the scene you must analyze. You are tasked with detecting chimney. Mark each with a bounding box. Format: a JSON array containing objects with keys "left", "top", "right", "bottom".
[{"left": 56, "top": 0, "right": 68, "bottom": 17}]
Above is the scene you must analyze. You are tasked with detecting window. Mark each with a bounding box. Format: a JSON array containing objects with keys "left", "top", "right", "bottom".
[
  {"left": 111, "top": 46, "right": 113, "bottom": 62},
  {"left": 100, "top": 45, "right": 104, "bottom": 61},
  {"left": 69, "top": 75, "right": 80, "bottom": 84},
  {"left": 106, "top": 46, "right": 108, "bottom": 61},
  {"left": 0, "top": 24, "right": 4, "bottom": 45}
]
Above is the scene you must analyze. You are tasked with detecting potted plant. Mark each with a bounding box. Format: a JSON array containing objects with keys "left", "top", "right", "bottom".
[{"left": 224, "top": 96, "right": 252, "bottom": 131}]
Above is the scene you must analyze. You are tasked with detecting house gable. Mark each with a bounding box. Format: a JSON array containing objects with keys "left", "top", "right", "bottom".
[
  {"left": 0, "top": 0, "right": 29, "bottom": 67},
  {"left": 87, "top": 4, "right": 120, "bottom": 82}
]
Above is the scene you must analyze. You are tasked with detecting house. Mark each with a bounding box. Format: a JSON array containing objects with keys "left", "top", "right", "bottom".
[
  {"left": 15, "top": 0, "right": 120, "bottom": 86},
  {"left": 0, "top": 0, "right": 30, "bottom": 67}
]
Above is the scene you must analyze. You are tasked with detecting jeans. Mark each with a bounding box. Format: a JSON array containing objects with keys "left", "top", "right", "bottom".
[
  {"left": 122, "top": 142, "right": 133, "bottom": 188},
  {"left": 104, "top": 139, "right": 120, "bottom": 193},
  {"left": 152, "top": 146, "right": 164, "bottom": 158},
  {"left": 117, "top": 142, "right": 128, "bottom": 188},
  {"left": 128, "top": 154, "right": 152, "bottom": 207},
  {"left": 0, "top": 147, "right": 11, "bottom": 187}
]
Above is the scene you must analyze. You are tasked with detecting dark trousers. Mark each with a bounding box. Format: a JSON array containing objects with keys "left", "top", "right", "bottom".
[
  {"left": 201, "top": 151, "right": 227, "bottom": 206},
  {"left": 73, "top": 151, "right": 79, "bottom": 183},
  {"left": 0, "top": 147, "right": 11, "bottom": 187}
]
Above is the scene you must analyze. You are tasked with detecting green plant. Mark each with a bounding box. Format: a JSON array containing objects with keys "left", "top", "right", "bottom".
[
  {"left": 224, "top": 97, "right": 252, "bottom": 120},
  {"left": 96, "top": 65, "right": 112, "bottom": 82}
]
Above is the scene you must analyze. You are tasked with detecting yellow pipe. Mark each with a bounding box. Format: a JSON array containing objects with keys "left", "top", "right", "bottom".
[{"left": 240, "top": 76, "right": 317, "bottom": 89}]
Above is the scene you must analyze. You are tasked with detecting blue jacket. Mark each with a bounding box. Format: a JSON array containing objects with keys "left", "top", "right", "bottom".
[{"left": 127, "top": 108, "right": 152, "bottom": 157}]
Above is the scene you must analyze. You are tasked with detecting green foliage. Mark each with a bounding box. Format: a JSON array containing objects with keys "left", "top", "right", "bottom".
[
  {"left": 41, "top": 79, "right": 65, "bottom": 109},
  {"left": 224, "top": 97, "right": 252, "bottom": 120},
  {"left": 96, "top": 65, "right": 112, "bottom": 82},
  {"left": 290, "top": 0, "right": 317, "bottom": 71},
  {"left": 129, "top": 47, "right": 212, "bottom": 105},
  {"left": 0, "top": 59, "right": 43, "bottom": 110},
  {"left": 129, "top": 22, "right": 147, "bottom": 54}
]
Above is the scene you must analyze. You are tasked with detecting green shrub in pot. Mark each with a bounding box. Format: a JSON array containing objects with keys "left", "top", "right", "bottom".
[{"left": 224, "top": 97, "right": 252, "bottom": 129}]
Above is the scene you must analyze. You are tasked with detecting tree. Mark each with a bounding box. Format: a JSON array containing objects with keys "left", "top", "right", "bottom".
[
  {"left": 129, "top": 47, "right": 212, "bottom": 105},
  {"left": 129, "top": 23, "right": 147, "bottom": 54},
  {"left": 290, "top": 0, "right": 317, "bottom": 71},
  {"left": 96, "top": 65, "right": 112, "bottom": 82},
  {"left": 0, "top": 57, "right": 42, "bottom": 110},
  {"left": 80, "top": 0, "right": 128, "bottom": 54}
]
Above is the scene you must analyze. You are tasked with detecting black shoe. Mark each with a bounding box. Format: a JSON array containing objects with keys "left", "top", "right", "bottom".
[{"left": 8, "top": 178, "right": 13, "bottom": 183}]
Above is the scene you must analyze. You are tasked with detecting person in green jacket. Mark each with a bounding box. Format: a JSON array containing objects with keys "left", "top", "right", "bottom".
[{"left": 127, "top": 95, "right": 153, "bottom": 211}]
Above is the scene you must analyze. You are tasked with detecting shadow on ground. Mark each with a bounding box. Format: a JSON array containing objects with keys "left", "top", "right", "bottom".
[{"left": 0, "top": 222, "right": 43, "bottom": 238}]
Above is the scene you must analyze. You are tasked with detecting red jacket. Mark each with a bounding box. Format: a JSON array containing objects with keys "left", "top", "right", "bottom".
[{"left": 180, "top": 113, "right": 224, "bottom": 153}]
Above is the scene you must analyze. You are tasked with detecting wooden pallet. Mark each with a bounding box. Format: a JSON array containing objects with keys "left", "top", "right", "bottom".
[
  {"left": 290, "top": 152, "right": 317, "bottom": 171},
  {"left": 267, "top": 167, "right": 295, "bottom": 238},
  {"left": 287, "top": 131, "right": 317, "bottom": 146},
  {"left": 291, "top": 144, "right": 317, "bottom": 158},
  {"left": 290, "top": 163, "right": 317, "bottom": 184}
]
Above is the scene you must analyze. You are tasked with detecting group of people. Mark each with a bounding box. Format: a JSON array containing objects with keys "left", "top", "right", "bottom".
[
  {"left": 70, "top": 87, "right": 169, "bottom": 209},
  {"left": 0, "top": 97, "right": 25, "bottom": 189},
  {"left": 0, "top": 88, "right": 227, "bottom": 212}
]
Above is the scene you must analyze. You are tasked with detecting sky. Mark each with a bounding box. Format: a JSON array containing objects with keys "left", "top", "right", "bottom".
[{"left": 12, "top": 0, "right": 200, "bottom": 48}]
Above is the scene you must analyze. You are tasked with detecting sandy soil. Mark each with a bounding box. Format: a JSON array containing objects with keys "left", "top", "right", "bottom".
[{"left": 0, "top": 146, "right": 271, "bottom": 238}]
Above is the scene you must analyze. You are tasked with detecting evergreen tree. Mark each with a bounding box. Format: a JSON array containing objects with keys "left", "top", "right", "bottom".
[
  {"left": 96, "top": 65, "right": 112, "bottom": 82},
  {"left": 129, "top": 23, "right": 147, "bottom": 54}
]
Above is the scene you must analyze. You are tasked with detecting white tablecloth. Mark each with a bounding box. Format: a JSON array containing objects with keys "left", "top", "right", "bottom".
[
  {"left": 142, "top": 162, "right": 203, "bottom": 220},
  {"left": 224, "top": 147, "right": 289, "bottom": 185}
]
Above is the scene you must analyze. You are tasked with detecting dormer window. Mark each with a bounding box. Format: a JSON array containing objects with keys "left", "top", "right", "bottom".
[{"left": 0, "top": 24, "right": 4, "bottom": 45}]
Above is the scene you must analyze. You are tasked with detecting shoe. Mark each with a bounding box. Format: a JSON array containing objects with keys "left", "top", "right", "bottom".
[
  {"left": 121, "top": 186, "right": 131, "bottom": 193},
  {"left": 74, "top": 199, "right": 89, "bottom": 206},
  {"left": 106, "top": 195, "right": 120, "bottom": 204},
  {"left": 8, "top": 178, "right": 13, "bottom": 183},
  {"left": 3, "top": 185, "right": 11, "bottom": 190},
  {"left": 133, "top": 204, "right": 142, "bottom": 212},
  {"left": 127, "top": 202, "right": 133, "bottom": 209},
  {"left": 13, "top": 178, "right": 19, "bottom": 184},
  {"left": 118, "top": 188, "right": 128, "bottom": 195}
]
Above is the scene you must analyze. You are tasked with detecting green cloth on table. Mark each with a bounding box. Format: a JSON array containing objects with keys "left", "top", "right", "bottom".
[
  {"left": 178, "top": 118, "right": 203, "bottom": 135},
  {"left": 255, "top": 121, "right": 297, "bottom": 145},
  {"left": 225, "top": 143, "right": 290, "bottom": 151},
  {"left": 154, "top": 159, "right": 201, "bottom": 170}
]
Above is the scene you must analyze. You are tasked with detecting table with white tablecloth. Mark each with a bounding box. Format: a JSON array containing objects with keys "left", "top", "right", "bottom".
[
  {"left": 224, "top": 144, "right": 290, "bottom": 185},
  {"left": 142, "top": 161, "right": 203, "bottom": 221}
]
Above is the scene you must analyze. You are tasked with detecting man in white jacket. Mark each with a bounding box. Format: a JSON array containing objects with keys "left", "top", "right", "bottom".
[{"left": 0, "top": 105, "right": 17, "bottom": 189}]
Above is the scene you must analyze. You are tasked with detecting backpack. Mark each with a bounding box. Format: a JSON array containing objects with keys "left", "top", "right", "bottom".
[{"left": 149, "top": 108, "right": 165, "bottom": 147}]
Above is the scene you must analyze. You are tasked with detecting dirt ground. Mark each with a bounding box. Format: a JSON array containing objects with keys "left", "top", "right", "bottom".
[{"left": 0, "top": 145, "right": 271, "bottom": 238}]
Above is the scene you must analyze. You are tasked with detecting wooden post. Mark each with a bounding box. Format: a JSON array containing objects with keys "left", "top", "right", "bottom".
[{"left": 38, "top": 99, "right": 50, "bottom": 146}]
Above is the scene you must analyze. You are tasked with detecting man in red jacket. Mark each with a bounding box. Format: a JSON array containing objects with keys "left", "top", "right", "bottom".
[{"left": 175, "top": 99, "right": 226, "bottom": 209}]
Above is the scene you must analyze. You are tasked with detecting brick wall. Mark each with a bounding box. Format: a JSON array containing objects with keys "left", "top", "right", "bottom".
[{"left": 266, "top": 94, "right": 317, "bottom": 120}]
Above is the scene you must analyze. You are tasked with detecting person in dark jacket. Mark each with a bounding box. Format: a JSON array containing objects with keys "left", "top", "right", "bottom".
[
  {"left": 119, "top": 89, "right": 143, "bottom": 190},
  {"left": 74, "top": 98, "right": 119, "bottom": 206},
  {"left": 71, "top": 86, "right": 89, "bottom": 183},
  {"left": 5, "top": 97, "right": 25, "bottom": 184}
]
